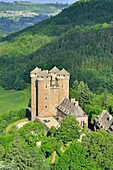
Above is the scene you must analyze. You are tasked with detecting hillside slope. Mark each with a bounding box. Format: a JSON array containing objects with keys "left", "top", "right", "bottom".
[
  {"left": 3, "top": 0, "right": 113, "bottom": 40},
  {"left": 24, "top": 24, "right": 113, "bottom": 93},
  {"left": 1, "top": 0, "right": 113, "bottom": 93}
]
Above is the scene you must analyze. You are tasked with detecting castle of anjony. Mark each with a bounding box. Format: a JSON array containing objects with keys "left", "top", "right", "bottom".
[{"left": 30, "top": 66, "right": 88, "bottom": 128}]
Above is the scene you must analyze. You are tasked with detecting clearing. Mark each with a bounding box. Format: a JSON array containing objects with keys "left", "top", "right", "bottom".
[{"left": 0, "top": 85, "right": 30, "bottom": 114}]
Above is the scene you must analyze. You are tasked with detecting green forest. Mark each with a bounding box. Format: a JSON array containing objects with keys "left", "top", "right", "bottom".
[
  {"left": 0, "top": 0, "right": 113, "bottom": 169},
  {"left": 1, "top": 0, "right": 113, "bottom": 93},
  {"left": 0, "top": 114, "right": 113, "bottom": 170}
]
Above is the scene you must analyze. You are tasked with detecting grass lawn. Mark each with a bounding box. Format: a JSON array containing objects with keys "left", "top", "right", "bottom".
[{"left": 0, "top": 85, "right": 31, "bottom": 114}]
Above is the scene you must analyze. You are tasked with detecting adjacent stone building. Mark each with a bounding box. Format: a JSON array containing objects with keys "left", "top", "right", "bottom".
[
  {"left": 94, "top": 110, "right": 113, "bottom": 134},
  {"left": 57, "top": 98, "right": 88, "bottom": 128}
]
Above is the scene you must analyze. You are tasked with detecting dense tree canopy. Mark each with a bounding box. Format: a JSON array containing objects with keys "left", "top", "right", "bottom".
[
  {"left": 54, "top": 141, "right": 96, "bottom": 170},
  {"left": 57, "top": 115, "right": 80, "bottom": 144},
  {"left": 82, "top": 131, "right": 113, "bottom": 170},
  {"left": 0, "top": 0, "right": 113, "bottom": 92},
  {"left": 54, "top": 131, "right": 113, "bottom": 170}
]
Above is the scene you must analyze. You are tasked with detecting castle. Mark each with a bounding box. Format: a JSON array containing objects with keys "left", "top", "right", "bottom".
[
  {"left": 30, "top": 66, "right": 88, "bottom": 128},
  {"left": 30, "top": 66, "right": 70, "bottom": 120}
]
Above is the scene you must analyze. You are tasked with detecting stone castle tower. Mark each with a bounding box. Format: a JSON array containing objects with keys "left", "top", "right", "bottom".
[{"left": 30, "top": 66, "right": 70, "bottom": 120}]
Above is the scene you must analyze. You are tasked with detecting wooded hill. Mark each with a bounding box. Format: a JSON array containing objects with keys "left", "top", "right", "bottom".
[{"left": 1, "top": 0, "right": 113, "bottom": 93}]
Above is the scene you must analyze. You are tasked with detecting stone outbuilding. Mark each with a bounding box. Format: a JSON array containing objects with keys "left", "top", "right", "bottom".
[
  {"left": 56, "top": 98, "right": 88, "bottom": 128},
  {"left": 94, "top": 110, "right": 113, "bottom": 134}
]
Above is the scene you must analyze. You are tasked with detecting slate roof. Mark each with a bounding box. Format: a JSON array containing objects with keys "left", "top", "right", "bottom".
[
  {"left": 94, "top": 110, "right": 113, "bottom": 133},
  {"left": 57, "top": 98, "right": 87, "bottom": 118},
  {"left": 49, "top": 66, "right": 60, "bottom": 74}
]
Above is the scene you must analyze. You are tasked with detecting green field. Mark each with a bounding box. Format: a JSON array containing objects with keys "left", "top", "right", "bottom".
[{"left": 0, "top": 85, "right": 30, "bottom": 114}]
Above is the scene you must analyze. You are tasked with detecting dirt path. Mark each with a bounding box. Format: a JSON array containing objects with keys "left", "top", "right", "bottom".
[
  {"left": 51, "top": 151, "right": 56, "bottom": 165},
  {"left": 17, "top": 121, "right": 28, "bottom": 128},
  {"left": 78, "top": 133, "right": 86, "bottom": 142}
]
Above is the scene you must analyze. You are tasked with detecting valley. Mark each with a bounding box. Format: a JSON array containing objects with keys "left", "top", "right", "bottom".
[{"left": 0, "top": 1, "right": 68, "bottom": 34}]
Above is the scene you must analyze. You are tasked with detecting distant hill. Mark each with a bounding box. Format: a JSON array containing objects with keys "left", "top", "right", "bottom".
[
  {"left": 0, "top": 2, "right": 68, "bottom": 33},
  {"left": 1, "top": 0, "right": 77, "bottom": 4},
  {"left": 1, "top": 0, "right": 113, "bottom": 93}
]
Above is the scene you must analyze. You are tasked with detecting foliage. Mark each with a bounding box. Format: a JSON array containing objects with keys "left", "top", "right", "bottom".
[
  {"left": 57, "top": 115, "right": 80, "bottom": 144},
  {"left": 54, "top": 131, "right": 113, "bottom": 170},
  {"left": 0, "top": 121, "right": 51, "bottom": 169},
  {"left": 82, "top": 131, "right": 113, "bottom": 170},
  {"left": 13, "top": 77, "right": 27, "bottom": 90},
  {"left": 47, "top": 126, "right": 57, "bottom": 137},
  {"left": 0, "top": 0, "right": 113, "bottom": 93},
  {"left": 0, "top": 144, "right": 5, "bottom": 159},
  {"left": 53, "top": 141, "right": 95, "bottom": 170},
  {"left": 0, "top": 109, "right": 27, "bottom": 135},
  {"left": 70, "top": 80, "right": 113, "bottom": 122},
  {"left": 18, "top": 122, "right": 45, "bottom": 146},
  {"left": 0, "top": 135, "right": 14, "bottom": 152},
  {"left": 5, "top": 137, "right": 49, "bottom": 170},
  {"left": 41, "top": 137, "right": 62, "bottom": 158}
]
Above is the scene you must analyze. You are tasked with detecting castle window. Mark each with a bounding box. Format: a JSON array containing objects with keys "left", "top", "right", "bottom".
[
  {"left": 45, "top": 106, "right": 47, "bottom": 108},
  {"left": 62, "top": 84, "right": 63, "bottom": 88},
  {"left": 45, "top": 97, "right": 47, "bottom": 100},
  {"left": 46, "top": 84, "right": 47, "bottom": 88}
]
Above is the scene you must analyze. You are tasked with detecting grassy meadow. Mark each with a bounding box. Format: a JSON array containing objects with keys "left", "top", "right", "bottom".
[{"left": 0, "top": 84, "right": 30, "bottom": 114}]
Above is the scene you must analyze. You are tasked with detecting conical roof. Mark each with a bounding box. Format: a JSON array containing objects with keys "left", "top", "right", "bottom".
[
  {"left": 30, "top": 67, "right": 41, "bottom": 74},
  {"left": 38, "top": 70, "right": 50, "bottom": 77},
  {"left": 49, "top": 66, "right": 60, "bottom": 73},
  {"left": 58, "top": 68, "right": 70, "bottom": 75}
]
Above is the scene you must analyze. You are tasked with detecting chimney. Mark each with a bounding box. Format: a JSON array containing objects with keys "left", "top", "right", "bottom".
[
  {"left": 71, "top": 98, "right": 79, "bottom": 106},
  {"left": 109, "top": 115, "right": 112, "bottom": 121},
  {"left": 75, "top": 101, "right": 79, "bottom": 106}
]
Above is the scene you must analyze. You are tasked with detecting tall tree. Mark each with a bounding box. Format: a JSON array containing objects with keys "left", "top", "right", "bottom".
[{"left": 57, "top": 115, "right": 80, "bottom": 144}]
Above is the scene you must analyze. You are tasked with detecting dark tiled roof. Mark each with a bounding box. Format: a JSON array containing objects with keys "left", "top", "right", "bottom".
[
  {"left": 57, "top": 98, "right": 87, "bottom": 118},
  {"left": 95, "top": 110, "right": 113, "bottom": 133}
]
